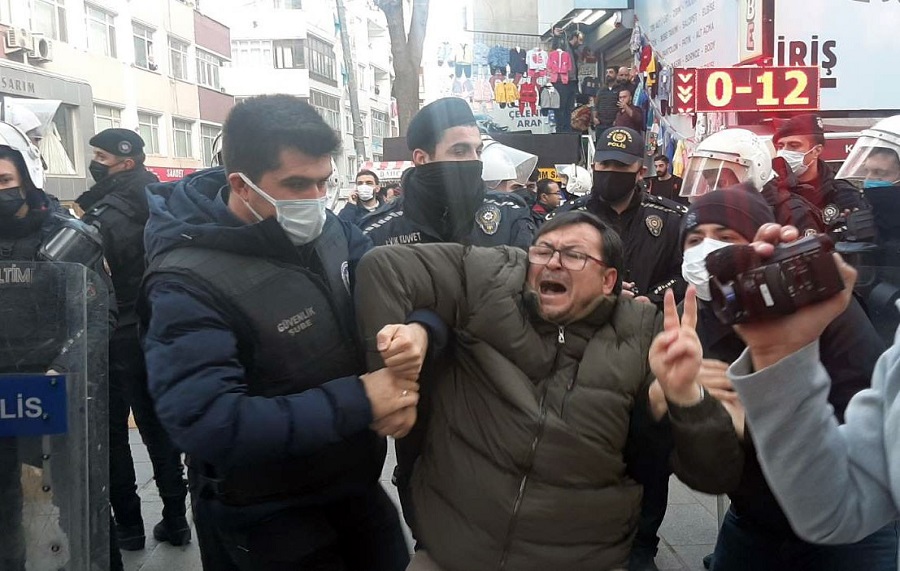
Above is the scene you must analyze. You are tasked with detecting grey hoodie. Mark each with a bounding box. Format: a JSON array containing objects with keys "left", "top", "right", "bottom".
[{"left": 728, "top": 314, "right": 900, "bottom": 552}]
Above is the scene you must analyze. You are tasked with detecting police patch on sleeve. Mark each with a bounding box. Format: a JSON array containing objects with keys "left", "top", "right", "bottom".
[
  {"left": 823, "top": 204, "right": 840, "bottom": 225},
  {"left": 476, "top": 204, "right": 501, "bottom": 235},
  {"left": 645, "top": 214, "right": 663, "bottom": 237}
]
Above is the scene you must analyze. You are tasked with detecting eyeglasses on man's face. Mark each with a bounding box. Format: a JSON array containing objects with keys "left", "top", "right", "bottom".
[{"left": 528, "top": 245, "right": 607, "bottom": 271}]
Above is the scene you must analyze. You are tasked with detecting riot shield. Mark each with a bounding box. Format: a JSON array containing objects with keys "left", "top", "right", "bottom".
[{"left": 0, "top": 261, "right": 109, "bottom": 571}]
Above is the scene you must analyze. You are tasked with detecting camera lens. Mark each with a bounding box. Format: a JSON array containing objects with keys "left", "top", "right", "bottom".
[{"left": 710, "top": 279, "right": 740, "bottom": 325}]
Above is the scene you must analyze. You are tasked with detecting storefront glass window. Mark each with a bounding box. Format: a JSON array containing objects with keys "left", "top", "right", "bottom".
[{"left": 133, "top": 23, "right": 155, "bottom": 70}]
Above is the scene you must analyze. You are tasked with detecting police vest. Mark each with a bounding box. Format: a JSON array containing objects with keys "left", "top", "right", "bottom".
[
  {"left": 146, "top": 218, "right": 383, "bottom": 505},
  {"left": 0, "top": 233, "right": 68, "bottom": 373}
]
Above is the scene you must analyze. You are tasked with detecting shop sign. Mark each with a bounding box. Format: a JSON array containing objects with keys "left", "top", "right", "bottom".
[
  {"left": 480, "top": 107, "right": 552, "bottom": 135},
  {"left": 147, "top": 166, "right": 199, "bottom": 182},
  {"left": 634, "top": 0, "right": 740, "bottom": 68},
  {"left": 773, "top": 0, "right": 900, "bottom": 110},
  {"left": 738, "top": 0, "right": 766, "bottom": 64},
  {"left": 0, "top": 76, "right": 37, "bottom": 96},
  {"left": 673, "top": 69, "right": 696, "bottom": 114},
  {"left": 690, "top": 67, "right": 820, "bottom": 113}
]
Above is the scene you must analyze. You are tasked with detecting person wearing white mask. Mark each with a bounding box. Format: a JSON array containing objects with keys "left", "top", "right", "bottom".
[
  {"left": 140, "top": 95, "right": 444, "bottom": 570},
  {"left": 676, "top": 184, "right": 897, "bottom": 571},
  {"left": 769, "top": 114, "right": 865, "bottom": 237},
  {"left": 339, "top": 169, "right": 385, "bottom": 227}
]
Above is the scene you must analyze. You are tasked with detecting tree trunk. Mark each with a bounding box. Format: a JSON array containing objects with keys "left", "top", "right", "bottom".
[
  {"left": 376, "top": 0, "right": 430, "bottom": 136},
  {"left": 335, "top": 0, "right": 367, "bottom": 165}
]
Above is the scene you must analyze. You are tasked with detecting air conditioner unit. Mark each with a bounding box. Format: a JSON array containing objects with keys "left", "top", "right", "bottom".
[
  {"left": 5, "top": 28, "right": 30, "bottom": 53},
  {"left": 28, "top": 34, "right": 53, "bottom": 62}
]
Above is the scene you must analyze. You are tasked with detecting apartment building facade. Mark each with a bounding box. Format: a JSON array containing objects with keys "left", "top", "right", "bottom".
[{"left": 0, "top": 0, "right": 232, "bottom": 201}]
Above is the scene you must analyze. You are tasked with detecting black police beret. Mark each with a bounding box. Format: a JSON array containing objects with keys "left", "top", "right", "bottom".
[
  {"left": 407, "top": 97, "right": 477, "bottom": 152},
  {"left": 89, "top": 128, "right": 145, "bottom": 157}
]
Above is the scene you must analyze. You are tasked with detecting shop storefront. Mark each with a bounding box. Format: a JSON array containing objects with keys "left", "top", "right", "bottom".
[{"left": 0, "top": 61, "right": 93, "bottom": 202}]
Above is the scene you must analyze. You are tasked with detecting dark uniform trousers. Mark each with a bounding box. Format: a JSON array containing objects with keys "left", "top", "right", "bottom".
[{"left": 108, "top": 327, "right": 185, "bottom": 524}]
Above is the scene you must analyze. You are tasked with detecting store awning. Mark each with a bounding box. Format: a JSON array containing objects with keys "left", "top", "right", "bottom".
[{"left": 361, "top": 160, "right": 414, "bottom": 181}]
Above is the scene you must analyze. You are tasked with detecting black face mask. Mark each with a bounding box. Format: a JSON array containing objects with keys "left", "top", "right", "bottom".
[
  {"left": 0, "top": 187, "right": 26, "bottom": 218},
  {"left": 864, "top": 186, "right": 900, "bottom": 236},
  {"left": 89, "top": 160, "right": 118, "bottom": 183},
  {"left": 404, "top": 160, "right": 486, "bottom": 242},
  {"left": 593, "top": 170, "right": 638, "bottom": 203}
]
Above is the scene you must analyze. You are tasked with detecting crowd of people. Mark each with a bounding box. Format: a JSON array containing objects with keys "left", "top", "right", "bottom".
[{"left": 2, "top": 88, "right": 900, "bottom": 571}]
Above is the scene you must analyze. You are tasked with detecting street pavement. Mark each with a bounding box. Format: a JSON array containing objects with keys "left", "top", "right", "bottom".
[{"left": 124, "top": 429, "right": 717, "bottom": 571}]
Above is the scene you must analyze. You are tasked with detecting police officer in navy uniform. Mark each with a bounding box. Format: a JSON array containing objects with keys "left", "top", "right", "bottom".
[
  {"left": 360, "top": 97, "right": 536, "bottom": 251},
  {"left": 0, "top": 122, "right": 121, "bottom": 570},
  {"left": 550, "top": 126, "right": 685, "bottom": 571},
  {"left": 76, "top": 129, "right": 189, "bottom": 551},
  {"left": 552, "top": 126, "right": 687, "bottom": 306},
  {"left": 139, "top": 95, "right": 438, "bottom": 570}
]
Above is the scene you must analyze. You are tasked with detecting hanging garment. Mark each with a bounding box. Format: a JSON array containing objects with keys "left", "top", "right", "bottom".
[
  {"left": 455, "top": 43, "right": 473, "bottom": 65},
  {"left": 518, "top": 80, "right": 538, "bottom": 115},
  {"left": 488, "top": 45, "right": 510, "bottom": 71},
  {"left": 509, "top": 47, "right": 528, "bottom": 75},
  {"left": 526, "top": 48, "right": 548, "bottom": 71},
  {"left": 473, "top": 43, "right": 490, "bottom": 66},
  {"left": 437, "top": 41, "right": 453, "bottom": 66},
  {"left": 547, "top": 50, "right": 573, "bottom": 84},
  {"left": 539, "top": 86, "right": 560, "bottom": 109}
]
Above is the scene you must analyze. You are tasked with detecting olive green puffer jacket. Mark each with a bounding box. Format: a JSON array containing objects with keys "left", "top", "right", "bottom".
[{"left": 357, "top": 244, "right": 741, "bottom": 571}]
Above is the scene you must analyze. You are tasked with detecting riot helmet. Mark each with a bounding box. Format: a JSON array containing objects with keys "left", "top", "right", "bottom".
[{"left": 681, "top": 129, "right": 774, "bottom": 199}]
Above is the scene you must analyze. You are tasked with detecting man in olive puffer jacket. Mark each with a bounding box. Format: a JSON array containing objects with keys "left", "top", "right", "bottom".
[{"left": 356, "top": 211, "right": 742, "bottom": 571}]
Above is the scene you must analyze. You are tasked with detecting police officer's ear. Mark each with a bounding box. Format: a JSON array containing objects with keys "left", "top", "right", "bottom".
[{"left": 122, "top": 157, "right": 136, "bottom": 171}]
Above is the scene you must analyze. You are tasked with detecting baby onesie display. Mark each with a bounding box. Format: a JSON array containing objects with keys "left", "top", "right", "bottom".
[
  {"left": 526, "top": 48, "right": 548, "bottom": 71},
  {"left": 518, "top": 79, "right": 538, "bottom": 116}
]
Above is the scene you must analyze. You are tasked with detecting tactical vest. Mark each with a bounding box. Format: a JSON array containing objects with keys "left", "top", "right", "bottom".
[
  {"left": 83, "top": 192, "right": 147, "bottom": 327},
  {"left": 0, "top": 234, "right": 68, "bottom": 373},
  {"left": 145, "top": 218, "right": 383, "bottom": 505}
]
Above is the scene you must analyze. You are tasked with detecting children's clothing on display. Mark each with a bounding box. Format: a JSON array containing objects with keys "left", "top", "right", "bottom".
[
  {"left": 473, "top": 43, "right": 489, "bottom": 66},
  {"left": 437, "top": 41, "right": 453, "bottom": 66},
  {"left": 539, "top": 85, "right": 560, "bottom": 111},
  {"left": 494, "top": 80, "right": 520, "bottom": 108},
  {"left": 488, "top": 45, "right": 510, "bottom": 75},
  {"left": 547, "top": 49, "right": 573, "bottom": 84},
  {"left": 526, "top": 47, "right": 548, "bottom": 71},
  {"left": 509, "top": 47, "right": 528, "bottom": 75},
  {"left": 455, "top": 43, "right": 473, "bottom": 65},
  {"left": 518, "top": 79, "right": 538, "bottom": 115}
]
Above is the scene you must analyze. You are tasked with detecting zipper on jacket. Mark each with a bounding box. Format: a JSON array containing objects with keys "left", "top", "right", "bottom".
[
  {"left": 498, "top": 392, "right": 548, "bottom": 570},
  {"left": 558, "top": 326, "right": 565, "bottom": 344},
  {"left": 559, "top": 375, "right": 577, "bottom": 417}
]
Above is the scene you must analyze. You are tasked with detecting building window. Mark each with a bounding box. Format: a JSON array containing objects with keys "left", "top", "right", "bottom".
[
  {"left": 232, "top": 39, "right": 272, "bottom": 68},
  {"left": 200, "top": 124, "right": 220, "bottom": 167},
  {"left": 86, "top": 4, "right": 116, "bottom": 57},
  {"left": 372, "top": 110, "right": 388, "bottom": 140},
  {"left": 133, "top": 23, "right": 155, "bottom": 70},
  {"left": 137, "top": 112, "right": 160, "bottom": 154},
  {"left": 307, "top": 35, "right": 336, "bottom": 84},
  {"left": 169, "top": 37, "right": 190, "bottom": 81},
  {"left": 273, "top": 0, "right": 301, "bottom": 7},
  {"left": 196, "top": 49, "right": 222, "bottom": 90},
  {"left": 33, "top": 0, "right": 67, "bottom": 42},
  {"left": 309, "top": 90, "right": 340, "bottom": 131},
  {"left": 94, "top": 104, "right": 122, "bottom": 132},
  {"left": 273, "top": 39, "right": 305, "bottom": 69},
  {"left": 173, "top": 118, "right": 193, "bottom": 158}
]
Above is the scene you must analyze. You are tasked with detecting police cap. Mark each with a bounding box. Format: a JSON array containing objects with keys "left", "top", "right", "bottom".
[
  {"left": 89, "top": 128, "right": 145, "bottom": 157},
  {"left": 594, "top": 127, "right": 644, "bottom": 166}
]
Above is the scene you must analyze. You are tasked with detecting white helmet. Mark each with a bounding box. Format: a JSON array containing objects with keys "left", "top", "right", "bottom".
[
  {"left": 0, "top": 121, "right": 44, "bottom": 190},
  {"left": 5, "top": 104, "right": 41, "bottom": 138},
  {"left": 556, "top": 164, "right": 592, "bottom": 196},
  {"left": 836, "top": 115, "right": 900, "bottom": 186},
  {"left": 681, "top": 128, "right": 774, "bottom": 198},
  {"left": 481, "top": 137, "right": 538, "bottom": 189}
]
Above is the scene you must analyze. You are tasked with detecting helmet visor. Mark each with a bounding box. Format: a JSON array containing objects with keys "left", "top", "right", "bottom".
[
  {"left": 836, "top": 137, "right": 900, "bottom": 185},
  {"left": 680, "top": 157, "right": 748, "bottom": 198}
]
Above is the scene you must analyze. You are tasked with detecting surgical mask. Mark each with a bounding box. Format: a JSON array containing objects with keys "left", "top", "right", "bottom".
[
  {"left": 776, "top": 148, "right": 814, "bottom": 177},
  {"left": 593, "top": 170, "right": 638, "bottom": 203},
  {"left": 864, "top": 179, "right": 900, "bottom": 189},
  {"left": 681, "top": 238, "right": 732, "bottom": 301},
  {"left": 356, "top": 184, "right": 376, "bottom": 202},
  {"left": 0, "top": 188, "right": 25, "bottom": 217},
  {"left": 239, "top": 172, "right": 327, "bottom": 246}
]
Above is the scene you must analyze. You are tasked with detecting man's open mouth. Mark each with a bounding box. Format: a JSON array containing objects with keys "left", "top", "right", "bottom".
[{"left": 539, "top": 280, "right": 568, "bottom": 295}]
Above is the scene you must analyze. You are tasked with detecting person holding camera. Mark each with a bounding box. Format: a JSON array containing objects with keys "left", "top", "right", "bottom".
[{"left": 675, "top": 185, "right": 898, "bottom": 570}]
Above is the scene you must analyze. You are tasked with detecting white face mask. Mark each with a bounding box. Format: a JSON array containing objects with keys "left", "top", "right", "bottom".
[
  {"left": 356, "top": 183, "right": 376, "bottom": 202},
  {"left": 238, "top": 172, "right": 327, "bottom": 246},
  {"left": 776, "top": 148, "right": 815, "bottom": 177},
  {"left": 681, "top": 238, "right": 732, "bottom": 301}
]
